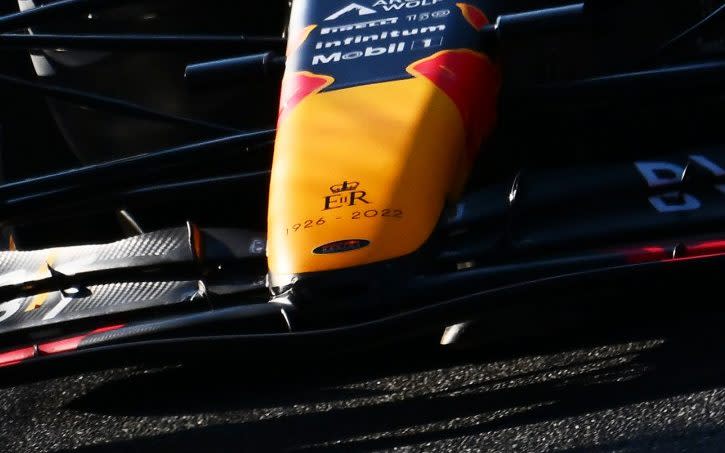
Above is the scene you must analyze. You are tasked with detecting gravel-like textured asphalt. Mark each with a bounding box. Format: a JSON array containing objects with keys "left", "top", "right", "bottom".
[{"left": 2, "top": 311, "right": 725, "bottom": 453}]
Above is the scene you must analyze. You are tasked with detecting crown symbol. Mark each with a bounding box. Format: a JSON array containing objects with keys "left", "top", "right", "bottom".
[{"left": 330, "top": 181, "right": 360, "bottom": 193}]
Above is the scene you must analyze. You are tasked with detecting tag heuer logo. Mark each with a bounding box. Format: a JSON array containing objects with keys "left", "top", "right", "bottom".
[{"left": 325, "top": 3, "right": 377, "bottom": 21}]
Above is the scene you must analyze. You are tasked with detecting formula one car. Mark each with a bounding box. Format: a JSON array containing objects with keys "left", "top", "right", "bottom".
[{"left": 0, "top": 0, "right": 723, "bottom": 379}]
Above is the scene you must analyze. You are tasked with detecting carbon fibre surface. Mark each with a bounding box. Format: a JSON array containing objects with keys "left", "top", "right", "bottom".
[
  {"left": 0, "top": 227, "right": 191, "bottom": 289},
  {"left": 0, "top": 280, "right": 202, "bottom": 335}
]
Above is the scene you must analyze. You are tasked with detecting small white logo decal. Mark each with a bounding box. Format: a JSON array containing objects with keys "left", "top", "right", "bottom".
[{"left": 325, "top": 3, "right": 377, "bottom": 21}]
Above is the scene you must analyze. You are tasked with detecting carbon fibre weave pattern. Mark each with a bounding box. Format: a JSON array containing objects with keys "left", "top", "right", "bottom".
[
  {"left": 0, "top": 227, "right": 191, "bottom": 288},
  {"left": 0, "top": 280, "right": 202, "bottom": 335}
]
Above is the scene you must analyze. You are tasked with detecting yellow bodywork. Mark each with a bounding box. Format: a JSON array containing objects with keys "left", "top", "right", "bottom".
[{"left": 268, "top": 75, "right": 466, "bottom": 275}]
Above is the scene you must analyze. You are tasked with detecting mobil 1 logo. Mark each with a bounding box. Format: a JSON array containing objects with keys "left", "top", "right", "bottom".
[{"left": 310, "top": 0, "right": 452, "bottom": 71}]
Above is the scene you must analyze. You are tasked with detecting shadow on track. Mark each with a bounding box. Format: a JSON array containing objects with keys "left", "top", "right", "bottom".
[{"left": 54, "top": 307, "right": 725, "bottom": 452}]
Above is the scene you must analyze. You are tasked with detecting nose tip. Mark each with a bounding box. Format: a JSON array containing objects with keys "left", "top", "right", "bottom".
[{"left": 268, "top": 255, "right": 417, "bottom": 319}]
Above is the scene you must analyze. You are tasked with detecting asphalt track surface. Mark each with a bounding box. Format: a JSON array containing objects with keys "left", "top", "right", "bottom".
[{"left": 3, "top": 308, "right": 725, "bottom": 453}]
